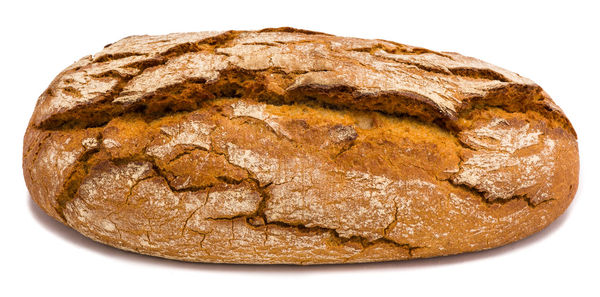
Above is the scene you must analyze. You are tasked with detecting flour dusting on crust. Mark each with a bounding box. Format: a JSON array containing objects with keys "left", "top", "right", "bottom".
[
  {"left": 147, "top": 118, "right": 214, "bottom": 158},
  {"left": 453, "top": 116, "right": 558, "bottom": 204}
]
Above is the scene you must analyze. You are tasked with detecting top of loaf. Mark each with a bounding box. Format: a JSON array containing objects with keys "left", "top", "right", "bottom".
[{"left": 30, "top": 27, "right": 574, "bottom": 135}]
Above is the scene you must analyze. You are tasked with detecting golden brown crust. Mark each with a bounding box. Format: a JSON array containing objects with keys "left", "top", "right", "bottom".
[{"left": 23, "top": 28, "right": 579, "bottom": 264}]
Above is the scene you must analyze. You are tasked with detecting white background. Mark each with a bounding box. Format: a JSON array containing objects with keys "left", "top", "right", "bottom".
[{"left": 1, "top": 0, "right": 598, "bottom": 296}]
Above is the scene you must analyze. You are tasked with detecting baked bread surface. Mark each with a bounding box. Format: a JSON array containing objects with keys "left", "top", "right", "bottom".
[{"left": 23, "top": 27, "right": 579, "bottom": 264}]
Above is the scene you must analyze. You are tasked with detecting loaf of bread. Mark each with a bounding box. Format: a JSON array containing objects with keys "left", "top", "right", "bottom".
[{"left": 23, "top": 27, "right": 579, "bottom": 264}]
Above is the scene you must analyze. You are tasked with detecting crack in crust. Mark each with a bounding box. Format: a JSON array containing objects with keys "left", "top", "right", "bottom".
[
  {"left": 23, "top": 28, "right": 580, "bottom": 264},
  {"left": 31, "top": 28, "right": 574, "bottom": 137}
]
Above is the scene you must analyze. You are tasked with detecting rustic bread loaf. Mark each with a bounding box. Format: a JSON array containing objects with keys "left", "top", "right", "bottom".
[{"left": 23, "top": 27, "right": 579, "bottom": 264}]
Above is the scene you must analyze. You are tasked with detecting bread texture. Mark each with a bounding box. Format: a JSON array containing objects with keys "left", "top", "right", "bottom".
[{"left": 23, "top": 27, "right": 579, "bottom": 264}]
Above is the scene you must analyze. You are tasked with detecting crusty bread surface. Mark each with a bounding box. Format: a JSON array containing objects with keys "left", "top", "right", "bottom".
[{"left": 23, "top": 27, "right": 579, "bottom": 264}]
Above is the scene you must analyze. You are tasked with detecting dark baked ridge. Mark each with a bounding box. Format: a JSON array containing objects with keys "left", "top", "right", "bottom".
[
  {"left": 23, "top": 28, "right": 579, "bottom": 264},
  {"left": 31, "top": 27, "right": 573, "bottom": 134}
]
